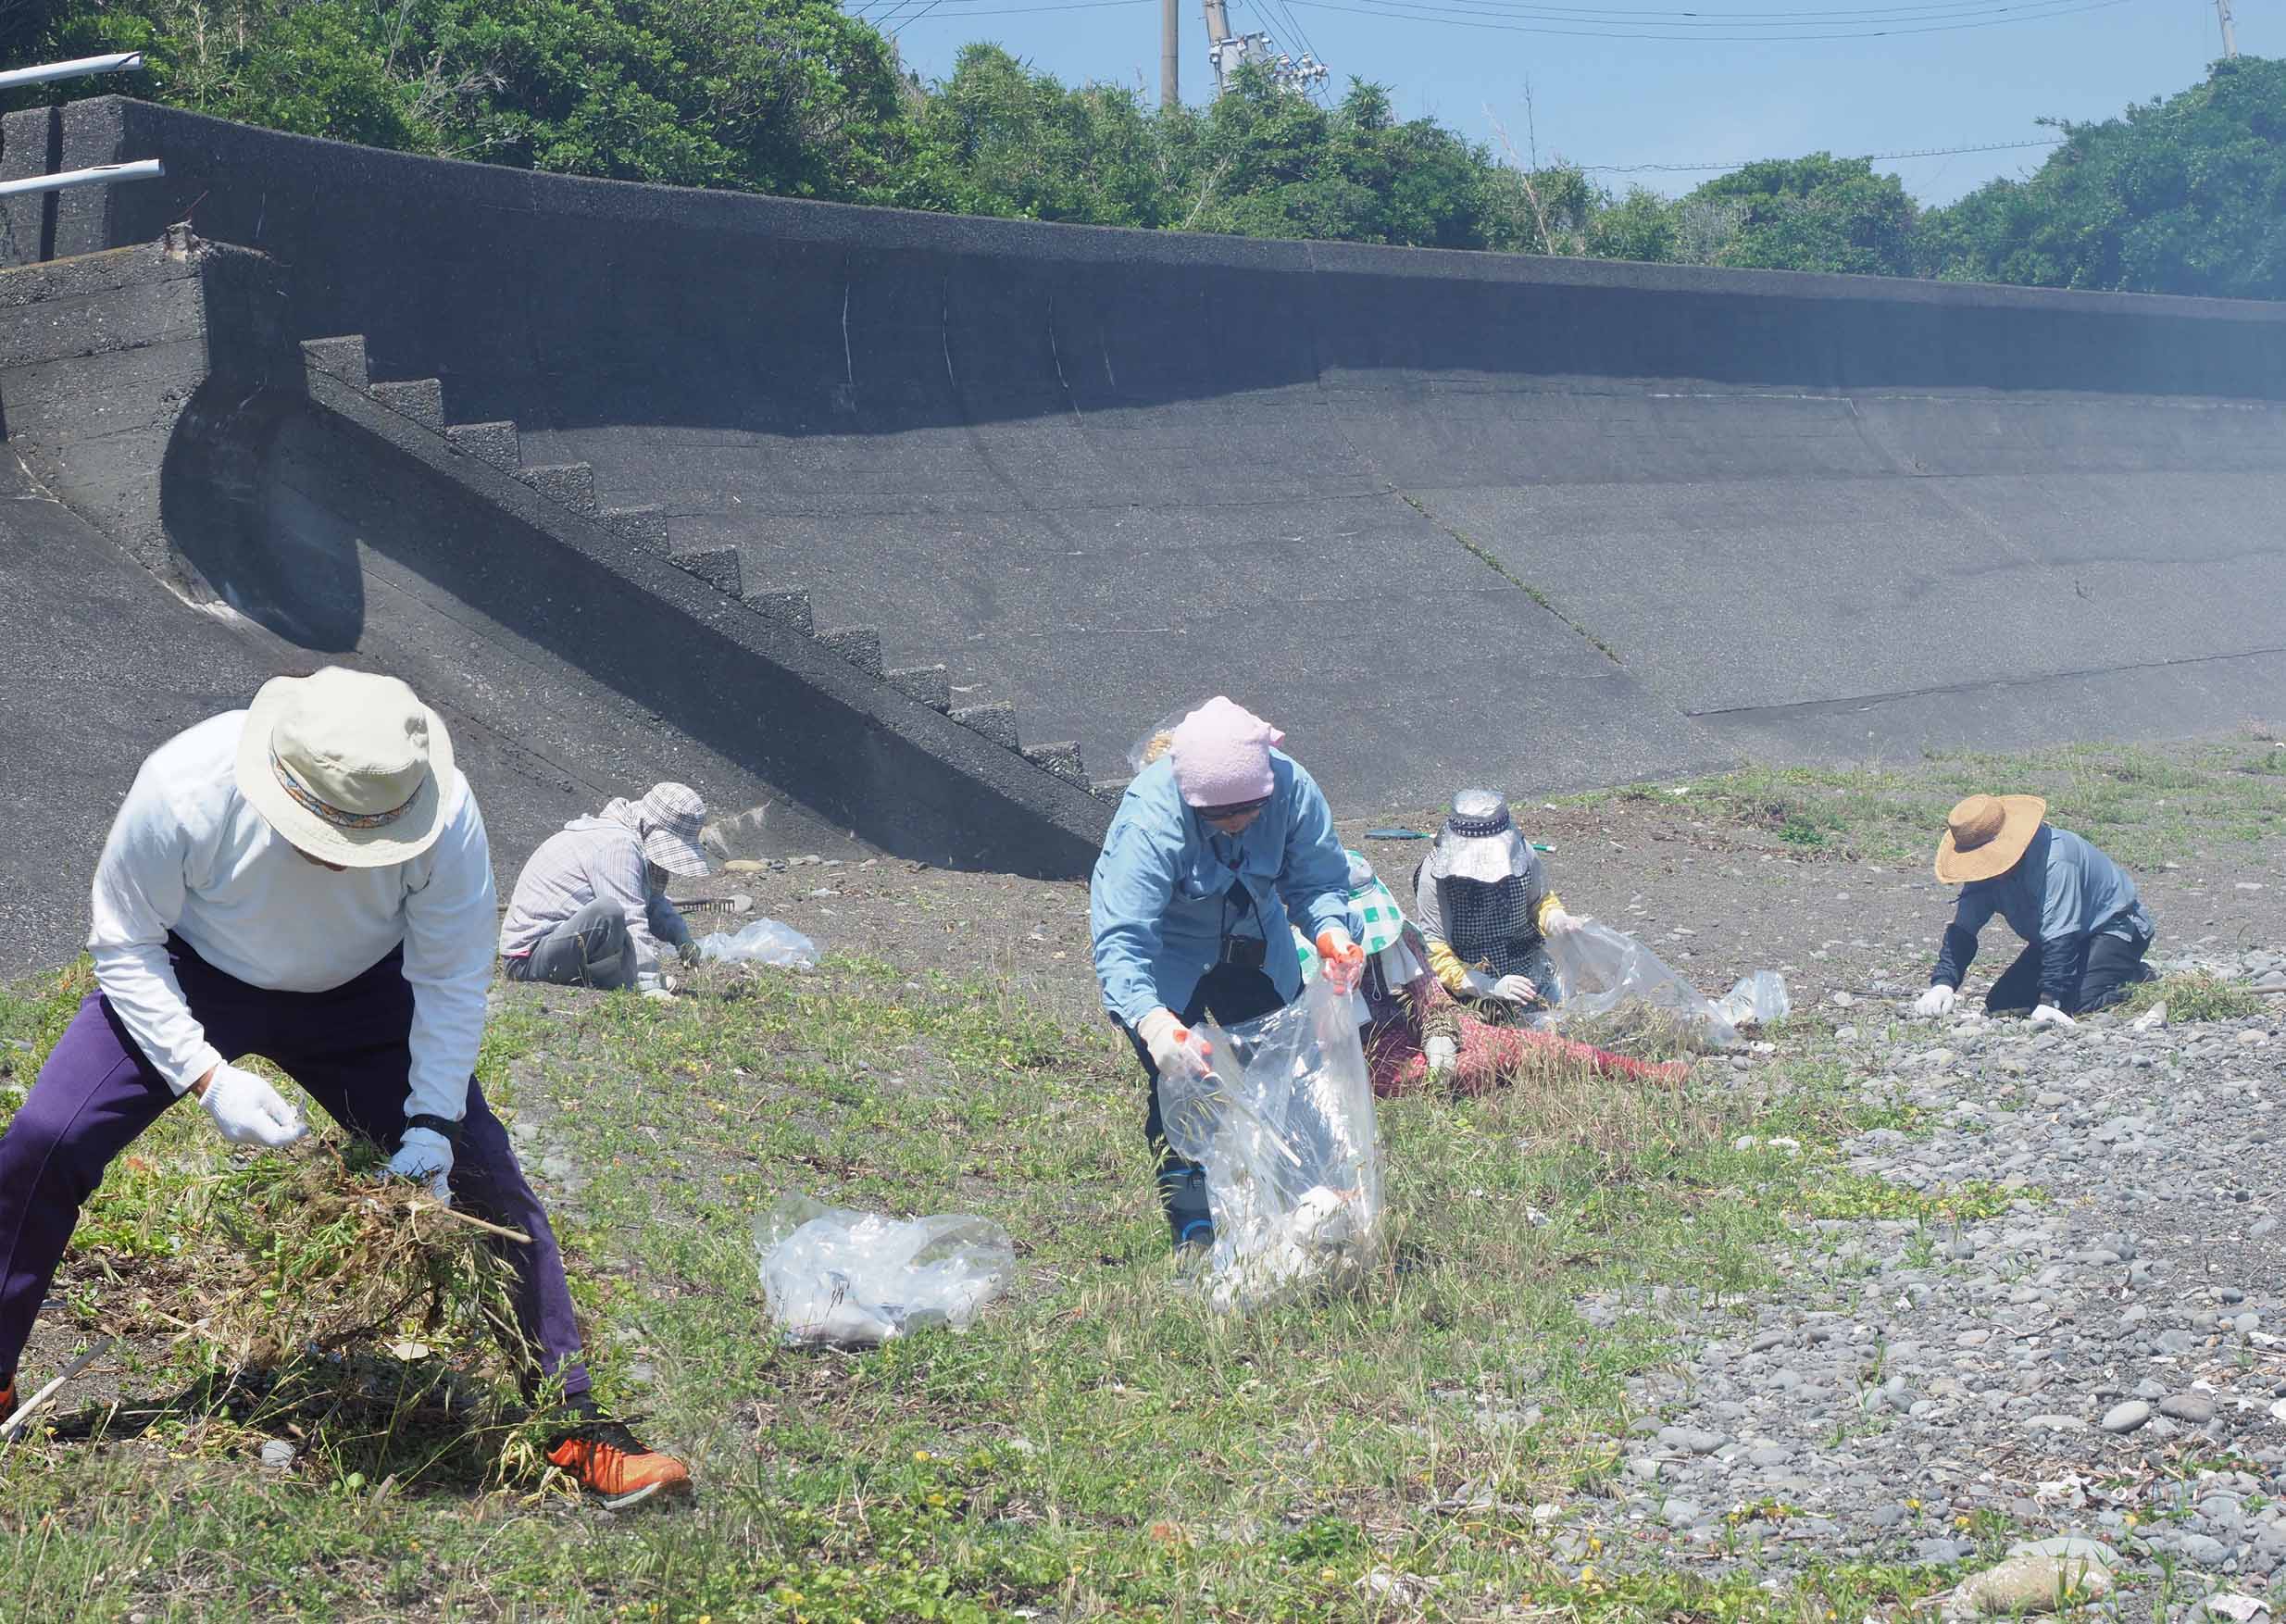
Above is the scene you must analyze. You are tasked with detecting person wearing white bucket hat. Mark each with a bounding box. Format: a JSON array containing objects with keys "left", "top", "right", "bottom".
[
  {"left": 0, "top": 668, "right": 693, "bottom": 1507},
  {"left": 498, "top": 783, "right": 716, "bottom": 1001}
]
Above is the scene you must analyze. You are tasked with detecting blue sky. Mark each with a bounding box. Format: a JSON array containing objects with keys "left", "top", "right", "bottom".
[{"left": 875, "top": 0, "right": 2253, "bottom": 204}]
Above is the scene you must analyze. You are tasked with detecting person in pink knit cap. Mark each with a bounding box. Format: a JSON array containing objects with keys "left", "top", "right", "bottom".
[{"left": 1090, "top": 697, "right": 1362, "bottom": 1256}]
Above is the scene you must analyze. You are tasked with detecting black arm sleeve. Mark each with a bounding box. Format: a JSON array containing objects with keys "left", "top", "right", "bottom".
[{"left": 1930, "top": 922, "right": 1979, "bottom": 989}]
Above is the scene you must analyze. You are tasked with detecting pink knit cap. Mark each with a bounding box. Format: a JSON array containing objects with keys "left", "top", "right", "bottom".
[{"left": 1168, "top": 696, "right": 1284, "bottom": 808}]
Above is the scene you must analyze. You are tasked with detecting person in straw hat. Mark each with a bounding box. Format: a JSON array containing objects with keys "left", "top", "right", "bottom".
[
  {"left": 1913, "top": 793, "right": 2155, "bottom": 1026},
  {"left": 1092, "top": 696, "right": 1365, "bottom": 1256},
  {"left": 498, "top": 782, "right": 716, "bottom": 1001},
  {"left": 0, "top": 668, "right": 692, "bottom": 1507}
]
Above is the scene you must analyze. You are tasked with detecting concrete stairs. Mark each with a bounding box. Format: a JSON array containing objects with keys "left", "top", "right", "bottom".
[{"left": 298, "top": 335, "right": 1102, "bottom": 796}]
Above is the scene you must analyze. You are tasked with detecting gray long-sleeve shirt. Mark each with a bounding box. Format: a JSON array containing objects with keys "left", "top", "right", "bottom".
[
  {"left": 1931, "top": 824, "right": 2152, "bottom": 1009},
  {"left": 499, "top": 816, "right": 691, "bottom": 986}
]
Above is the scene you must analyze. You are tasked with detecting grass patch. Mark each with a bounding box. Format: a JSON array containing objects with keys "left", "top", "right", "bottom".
[
  {"left": 2117, "top": 970, "right": 2267, "bottom": 1023},
  {"left": 0, "top": 954, "right": 2005, "bottom": 1618},
  {"left": 1593, "top": 734, "right": 2286, "bottom": 868}
]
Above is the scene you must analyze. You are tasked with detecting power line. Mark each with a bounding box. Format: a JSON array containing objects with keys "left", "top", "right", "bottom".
[
  {"left": 1284, "top": 0, "right": 2128, "bottom": 37},
  {"left": 1573, "top": 136, "right": 2067, "bottom": 172},
  {"left": 1272, "top": 0, "right": 2121, "bottom": 19}
]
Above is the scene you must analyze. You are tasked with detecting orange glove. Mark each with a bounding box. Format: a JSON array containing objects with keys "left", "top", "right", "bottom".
[{"left": 1316, "top": 928, "right": 1366, "bottom": 995}]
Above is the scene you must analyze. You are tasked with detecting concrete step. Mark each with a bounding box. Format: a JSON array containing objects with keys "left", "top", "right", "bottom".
[
  {"left": 369, "top": 377, "right": 443, "bottom": 429},
  {"left": 444, "top": 420, "right": 518, "bottom": 472},
  {"left": 885, "top": 664, "right": 951, "bottom": 712},
  {"left": 518, "top": 461, "right": 597, "bottom": 515},
  {"left": 816, "top": 625, "right": 881, "bottom": 677},
  {"left": 673, "top": 545, "right": 743, "bottom": 596},
  {"left": 601, "top": 503, "right": 670, "bottom": 553},
  {"left": 744, "top": 589, "right": 812, "bottom": 633},
  {"left": 299, "top": 334, "right": 369, "bottom": 389},
  {"left": 951, "top": 702, "right": 1018, "bottom": 749}
]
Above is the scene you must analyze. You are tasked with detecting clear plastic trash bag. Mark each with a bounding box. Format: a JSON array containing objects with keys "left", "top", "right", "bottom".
[
  {"left": 696, "top": 917, "right": 818, "bottom": 968},
  {"left": 1157, "top": 978, "right": 1385, "bottom": 1312},
  {"left": 1543, "top": 919, "right": 1744, "bottom": 1052},
  {"left": 1714, "top": 969, "right": 1791, "bottom": 1029},
  {"left": 753, "top": 1195, "right": 1016, "bottom": 1349}
]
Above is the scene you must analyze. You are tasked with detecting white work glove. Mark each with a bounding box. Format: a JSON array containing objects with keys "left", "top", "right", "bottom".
[
  {"left": 1914, "top": 984, "right": 1957, "bottom": 1018},
  {"left": 1490, "top": 974, "right": 1540, "bottom": 1006},
  {"left": 1542, "top": 906, "right": 1586, "bottom": 935},
  {"left": 385, "top": 1127, "right": 454, "bottom": 1204},
  {"left": 1316, "top": 927, "right": 1366, "bottom": 996},
  {"left": 642, "top": 985, "right": 678, "bottom": 1003},
  {"left": 1136, "top": 1007, "right": 1213, "bottom": 1083},
  {"left": 196, "top": 1063, "right": 307, "bottom": 1148},
  {"left": 1425, "top": 1034, "right": 1458, "bottom": 1079},
  {"left": 2030, "top": 1004, "right": 2077, "bottom": 1030}
]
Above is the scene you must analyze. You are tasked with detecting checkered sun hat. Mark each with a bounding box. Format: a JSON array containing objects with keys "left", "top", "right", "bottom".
[
  {"left": 638, "top": 782, "right": 713, "bottom": 878},
  {"left": 1344, "top": 849, "right": 1409, "bottom": 955}
]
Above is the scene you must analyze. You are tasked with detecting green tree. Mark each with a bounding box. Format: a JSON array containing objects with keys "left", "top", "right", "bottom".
[
  {"left": 1582, "top": 185, "right": 1677, "bottom": 263},
  {"left": 1918, "top": 56, "right": 2286, "bottom": 299},
  {"left": 1684, "top": 153, "right": 1917, "bottom": 276},
  {"left": 906, "top": 44, "right": 1161, "bottom": 226}
]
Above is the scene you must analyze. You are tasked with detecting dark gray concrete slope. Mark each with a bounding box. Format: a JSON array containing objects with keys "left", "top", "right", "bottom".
[{"left": 17, "top": 96, "right": 2286, "bottom": 804}]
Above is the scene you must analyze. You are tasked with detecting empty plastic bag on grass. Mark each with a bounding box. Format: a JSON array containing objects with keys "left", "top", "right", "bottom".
[
  {"left": 696, "top": 917, "right": 818, "bottom": 968},
  {"left": 1714, "top": 969, "right": 1791, "bottom": 1030},
  {"left": 1543, "top": 919, "right": 1743, "bottom": 1052},
  {"left": 1157, "top": 978, "right": 1385, "bottom": 1313},
  {"left": 754, "top": 1195, "right": 1015, "bottom": 1349}
]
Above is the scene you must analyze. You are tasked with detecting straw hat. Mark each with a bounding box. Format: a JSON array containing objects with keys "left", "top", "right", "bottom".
[
  {"left": 235, "top": 668, "right": 454, "bottom": 868},
  {"left": 1933, "top": 793, "right": 2046, "bottom": 885}
]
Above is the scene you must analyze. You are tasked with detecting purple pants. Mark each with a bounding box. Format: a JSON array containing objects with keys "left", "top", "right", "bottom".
[{"left": 0, "top": 938, "right": 588, "bottom": 1396}]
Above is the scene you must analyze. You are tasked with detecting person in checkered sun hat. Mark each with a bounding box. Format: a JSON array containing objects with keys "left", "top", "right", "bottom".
[{"left": 499, "top": 783, "right": 717, "bottom": 1001}]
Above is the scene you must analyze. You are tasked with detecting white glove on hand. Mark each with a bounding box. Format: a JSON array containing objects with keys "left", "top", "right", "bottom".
[
  {"left": 386, "top": 1127, "right": 455, "bottom": 1204},
  {"left": 1137, "top": 1007, "right": 1213, "bottom": 1083},
  {"left": 2030, "top": 1004, "right": 2077, "bottom": 1030},
  {"left": 1425, "top": 1034, "right": 1458, "bottom": 1078},
  {"left": 1914, "top": 984, "right": 1957, "bottom": 1018},
  {"left": 197, "top": 1063, "right": 307, "bottom": 1148},
  {"left": 1491, "top": 974, "right": 1540, "bottom": 1006},
  {"left": 1543, "top": 907, "right": 1586, "bottom": 935}
]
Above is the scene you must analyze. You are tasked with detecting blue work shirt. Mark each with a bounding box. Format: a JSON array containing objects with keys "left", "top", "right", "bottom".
[
  {"left": 1931, "top": 824, "right": 2153, "bottom": 1008},
  {"left": 1090, "top": 751, "right": 1355, "bottom": 1029}
]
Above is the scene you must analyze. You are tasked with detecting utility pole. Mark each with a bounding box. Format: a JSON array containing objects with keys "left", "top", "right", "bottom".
[
  {"left": 2216, "top": 0, "right": 2238, "bottom": 56},
  {"left": 1161, "top": 0, "right": 1179, "bottom": 106}
]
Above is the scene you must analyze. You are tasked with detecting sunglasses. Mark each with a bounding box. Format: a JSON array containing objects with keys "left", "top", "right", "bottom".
[{"left": 1197, "top": 795, "right": 1272, "bottom": 822}]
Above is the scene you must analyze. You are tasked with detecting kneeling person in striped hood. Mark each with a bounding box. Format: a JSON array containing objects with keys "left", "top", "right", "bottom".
[{"left": 1412, "top": 790, "right": 1586, "bottom": 1019}]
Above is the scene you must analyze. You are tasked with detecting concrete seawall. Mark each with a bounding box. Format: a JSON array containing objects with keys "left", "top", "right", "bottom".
[{"left": 9, "top": 96, "right": 2286, "bottom": 816}]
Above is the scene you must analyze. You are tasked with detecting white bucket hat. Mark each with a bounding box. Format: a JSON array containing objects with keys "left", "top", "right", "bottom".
[{"left": 235, "top": 668, "right": 454, "bottom": 868}]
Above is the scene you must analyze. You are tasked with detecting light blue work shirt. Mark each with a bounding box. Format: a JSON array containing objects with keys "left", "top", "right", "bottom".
[
  {"left": 1090, "top": 751, "right": 1355, "bottom": 1029},
  {"left": 1934, "top": 824, "right": 2153, "bottom": 998}
]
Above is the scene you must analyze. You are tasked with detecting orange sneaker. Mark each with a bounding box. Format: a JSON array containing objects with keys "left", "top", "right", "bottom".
[
  {"left": 545, "top": 1412, "right": 693, "bottom": 1509},
  {"left": 0, "top": 1379, "right": 15, "bottom": 1426}
]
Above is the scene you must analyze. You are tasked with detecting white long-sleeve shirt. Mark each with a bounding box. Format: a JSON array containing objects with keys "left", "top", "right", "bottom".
[{"left": 87, "top": 711, "right": 496, "bottom": 1120}]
